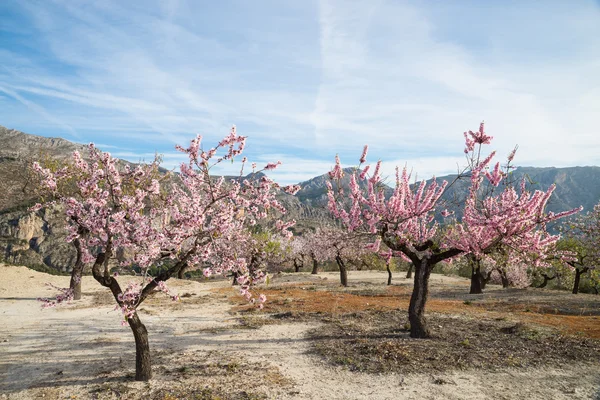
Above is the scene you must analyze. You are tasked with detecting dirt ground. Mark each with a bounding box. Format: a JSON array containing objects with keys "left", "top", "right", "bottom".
[{"left": 1, "top": 264, "right": 599, "bottom": 399}]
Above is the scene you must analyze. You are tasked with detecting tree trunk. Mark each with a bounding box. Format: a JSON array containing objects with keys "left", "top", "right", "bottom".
[
  {"left": 177, "top": 265, "right": 187, "bottom": 279},
  {"left": 537, "top": 273, "right": 556, "bottom": 288},
  {"left": 128, "top": 312, "right": 152, "bottom": 381},
  {"left": 335, "top": 255, "right": 348, "bottom": 287},
  {"left": 231, "top": 271, "right": 239, "bottom": 286},
  {"left": 311, "top": 255, "right": 318, "bottom": 275},
  {"left": 500, "top": 270, "right": 509, "bottom": 289},
  {"left": 294, "top": 259, "right": 300, "bottom": 273},
  {"left": 406, "top": 264, "right": 413, "bottom": 279},
  {"left": 408, "top": 261, "right": 430, "bottom": 338},
  {"left": 469, "top": 264, "right": 483, "bottom": 294},
  {"left": 573, "top": 269, "right": 584, "bottom": 294},
  {"left": 386, "top": 265, "right": 392, "bottom": 285},
  {"left": 481, "top": 270, "right": 493, "bottom": 290},
  {"left": 70, "top": 238, "right": 85, "bottom": 300},
  {"left": 70, "top": 269, "right": 83, "bottom": 300},
  {"left": 90, "top": 247, "right": 154, "bottom": 382}
]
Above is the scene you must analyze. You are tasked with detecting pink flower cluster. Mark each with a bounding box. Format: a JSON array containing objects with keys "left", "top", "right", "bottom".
[
  {"left": 464, "top": 122, "right": 493, "bottom": 154},
  {"left": 33, "top": 126, "right": 297, "bottom": 320},
  {"left": 326, "top": 121, "right": 581, "bottom": 274}
]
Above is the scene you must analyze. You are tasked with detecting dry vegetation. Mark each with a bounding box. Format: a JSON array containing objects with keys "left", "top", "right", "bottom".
[
  {"left": 221, "top": 273, "right": 600, "bottom": 376},
  {"left": 1, "top": 265, "right": 600, "bottom": 399}
]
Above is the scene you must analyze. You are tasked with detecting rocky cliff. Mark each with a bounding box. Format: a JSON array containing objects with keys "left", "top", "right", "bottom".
[
  {"left": 0, "top": 206, "right": 75, "bottom": 272},
  {"left": 0, "top": 126, "right": 86, "bottom": 272}
]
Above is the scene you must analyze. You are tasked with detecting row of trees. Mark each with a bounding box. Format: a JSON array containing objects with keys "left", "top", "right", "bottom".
[
  {"left": 32, "top": 122, "right": 598, "bottom": 383},
  {"left": 282, "top": 224, "right": 599, "bottom": 294}
]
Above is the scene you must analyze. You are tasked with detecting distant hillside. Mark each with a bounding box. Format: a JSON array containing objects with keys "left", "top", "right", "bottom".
[
  {"left": 0, "top": 126, "right": 89, "bottom": 212},
  {"left": 0, "top": 125, "right": 332, "bottom": 272},
  {"left": 295, "top": 167, "right": 394, "bottom": 207},
  {"left": 1, "top": 124, "right": 599, "bottom": 273},
  {"left": 294, "top": 164, "right": 600, "bottom": 217}
]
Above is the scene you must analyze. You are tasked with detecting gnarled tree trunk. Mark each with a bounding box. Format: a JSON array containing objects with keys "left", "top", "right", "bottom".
[
  {"left": 91, "top": 248, "right": 153, "bottom": 381},
  {"left": 469, "top": 256, "right": 484, "bottom": 294},
  {"left": 572, "top": 268, "right": 588, "bottom": 294},
  {"left": 500, "top": 270, "right": 509, "bottom": 289},
  {"left": 386, "top": 264, "right": 392, "bottom": 285},
  {"left": 470, "top": 266, "right": 484, "bottom": 294},
  {"left": 128, "top": 312, "right": 151, "bottom": 381},
  {"left": 408, "top": 260, "right": 431, "bottom": 338},
  {"left": 406, "top": 264, "right": 413, "bottom": 279},
  {"left": 70, "top": 238, "right": 85, "bottom": 300},
  {"left": 480, "top": 270, "right": 492, "bottom": 290},
  {"left": 536, "top": 273, "right": 556, "bottom": 288},
  {"left": 335, "top": 255, "right": 348, "bottom": 287},
  {"left": 311, "top": 253, "right": 318, "bottom": 275}
]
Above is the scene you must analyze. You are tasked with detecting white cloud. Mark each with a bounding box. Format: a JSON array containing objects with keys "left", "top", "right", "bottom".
[{"left": 0, "top": 0, "right": 598, "bottom": 186}]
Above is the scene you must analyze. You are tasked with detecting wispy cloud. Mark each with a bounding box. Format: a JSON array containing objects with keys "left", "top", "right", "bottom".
[
  {"left": 0, "top": 0, "right": 599, "bottom": 185},
  {"left": 0, "top": 83, "right": 79, "bottom": 138}
]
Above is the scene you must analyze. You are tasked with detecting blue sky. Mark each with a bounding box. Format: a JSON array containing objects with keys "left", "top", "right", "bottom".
[{"left": 1, "top": 0, "right": 599, "bottom": 184}]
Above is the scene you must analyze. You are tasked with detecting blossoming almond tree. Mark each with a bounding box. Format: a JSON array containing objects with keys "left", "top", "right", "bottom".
[
  {"left": 31, "top": 156, "right": 92, "bottom": 301},
  {"left": 310, "top": 227, "right": 372, "bottom": 287},
  {"left": 327, "top": 123, "right": 580, "bottom": 338},
  {"left": 446, "top": 133, "right": 577, "bottom": 294},
  {"left": 33, "top": 127, "right": 296, "bottom": 381},
  {"left": 558, "top": 205, "right": 600, "bottom": 294},
  {"left": 286, "top": 235, "right": 310, "bottom": 272},
  {"left": 464, "top": 249, "right": 533, "bottom": 291},
  {"left": 287, "top": 231, "right": 322, "bottom": 274}
]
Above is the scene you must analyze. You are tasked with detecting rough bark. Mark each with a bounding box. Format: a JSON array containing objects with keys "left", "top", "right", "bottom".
[
  {"left": 311, "top": 253, "right": 318, "bottom": 275},
  {"left": 380, "top": 230, "right": 463, "bottom": 339},
  {"left": 386, "top": 264, "right": 392, "bottom": 285},
  {"left": 70, "top": 237, "right": 84, "bottom": 300},
  {"left": 128, "top": 312, "right": 151, "bottom": 381},
  {"left": 406, "top": 264, "right": 413, "bottom": 279},
  {"left": 91, "top": 247, "right": 154, "bottom": 381},
  {"left": 408, "top": 261, "right": 430, "bottom": 338},
  {"left": 480, "top": 270, "right": 492, "bottom": 290},
  {"left": 294, "top": 259, "right": 301, "bottom": 273},
  {"left": 572, "top": 268, "right": 588, "bottom": 294},
  {"left": 335, "top": 255, "right": 348, "bottom": 287},
  {"left": 88, "top": 242, "right": 193, "bottom": 382},
  {"left": 470, "top": 264, "right": 484, "bottom": 294},
  {"left": 500, "top": 270, "right": 509, "bottom": 289}
]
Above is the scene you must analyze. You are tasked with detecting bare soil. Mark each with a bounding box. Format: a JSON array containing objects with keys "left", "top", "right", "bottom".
[{"left": 1, "top": 265, "right": 599, "bottom": 399}]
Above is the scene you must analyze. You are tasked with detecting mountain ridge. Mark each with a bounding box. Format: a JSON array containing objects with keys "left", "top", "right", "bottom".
[{"left": 1, "top": 124, "right": 599, "bottom": 272}]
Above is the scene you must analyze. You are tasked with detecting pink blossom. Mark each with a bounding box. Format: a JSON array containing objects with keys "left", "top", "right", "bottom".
[
  {"left": 359, "top": 145, "right": 369, "bottom": 164},
  {"left": 264, "top": 161, "right": 282, "bottom": 170}
]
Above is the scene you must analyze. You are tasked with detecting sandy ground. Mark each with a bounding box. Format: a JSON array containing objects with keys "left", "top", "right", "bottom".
[{"left": 1, "top": 264, "right": 599, "bottom": 399}]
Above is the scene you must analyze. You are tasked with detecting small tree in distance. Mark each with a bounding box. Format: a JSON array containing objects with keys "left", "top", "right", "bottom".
[
  {"left": 327, "top": 123, "right": 581, "bottom": 338},
  {"left": 559, "top": 204, "right": 600, "bottom": 294},
  {"left": 311, "top": 226, "right": 372, "bottom": 287}
]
